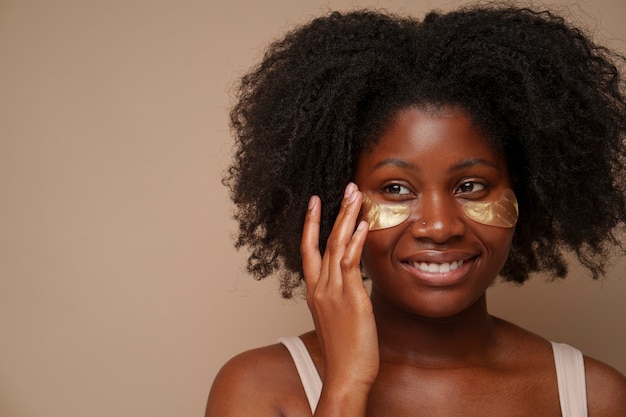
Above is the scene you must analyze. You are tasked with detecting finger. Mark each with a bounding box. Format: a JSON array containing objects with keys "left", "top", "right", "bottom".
[
  {"left": 301, "top": 195, "right": 323, "bottom": 294},
  {"left": 326, "top": 184, "right": 362, "bottom": 251},
  {"left": 325, "top": 184, "right": 365, "bottom": 287},
  {"left": 340, "top": 220, "right": 369, "bottom": 290}
]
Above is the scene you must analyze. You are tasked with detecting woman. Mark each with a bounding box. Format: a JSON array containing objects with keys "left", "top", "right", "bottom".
[{"left": 207, "top": 5, "right": 626, "bottom": 416}]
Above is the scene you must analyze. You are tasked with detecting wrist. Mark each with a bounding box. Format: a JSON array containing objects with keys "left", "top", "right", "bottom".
[{"left": 314, "top": 382, "right": 372, "bottom": 416}]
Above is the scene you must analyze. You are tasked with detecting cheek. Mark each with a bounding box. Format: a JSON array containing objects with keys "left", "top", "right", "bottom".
[
  {"left": 361, "top": 235, "right": 389, "bottom": 263},
  {"left": 360, "top": 229, "right": 405, "bottom": 275},
  {"left": 475, "top": 226, "right": 515, "bottom": 266}
]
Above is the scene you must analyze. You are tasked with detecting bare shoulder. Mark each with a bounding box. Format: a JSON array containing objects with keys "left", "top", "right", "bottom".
[
  {"left": 205, "top": 342, "right": 310, "bottom": 417},
  {"left": 584, "top": 356, "right": 626, "bottom": 417},
  {"left": 494, "top": 319, "right": 626, "bottom": 414}
]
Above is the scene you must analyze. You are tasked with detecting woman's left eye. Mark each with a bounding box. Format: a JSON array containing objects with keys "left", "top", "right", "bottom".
[{"left": 456, "top": 181, "right": 486, "bottom": 195}]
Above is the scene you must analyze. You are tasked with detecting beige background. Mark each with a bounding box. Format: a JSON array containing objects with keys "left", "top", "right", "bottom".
[{"left": 0, "top": 0, "right": 624, "bottom": 416}]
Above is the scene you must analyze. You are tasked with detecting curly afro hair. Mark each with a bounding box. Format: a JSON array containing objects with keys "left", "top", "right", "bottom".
[{"left": 224, "top": 5, "right": 626, "bottom": 298}]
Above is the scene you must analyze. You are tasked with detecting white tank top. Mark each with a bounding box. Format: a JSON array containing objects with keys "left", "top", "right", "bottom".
[{"left": 279, "top": 337, "right": 587, "bottom": 416}]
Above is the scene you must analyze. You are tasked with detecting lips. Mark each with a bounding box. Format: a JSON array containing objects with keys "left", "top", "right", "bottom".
[{"left": 399, "top": 251, "right": 478, "bottom": 286}]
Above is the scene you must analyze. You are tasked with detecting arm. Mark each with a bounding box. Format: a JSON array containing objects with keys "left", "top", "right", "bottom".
[
  {"left": 205, "top": 349, "right": 284, "bottom": 417},
  {"left": 585, "top": 356, "right": 626, "bottom": 417},
  {"left": 301, "top": 183, "right": 379, "bottom": 416},
  {"left": 206, "top": 183, "right": 378, "bottom": 417}
]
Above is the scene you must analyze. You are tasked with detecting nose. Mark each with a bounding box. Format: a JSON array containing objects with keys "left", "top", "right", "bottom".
[{"left": 409, "top": 191, "right": 466, "bottom": 243}]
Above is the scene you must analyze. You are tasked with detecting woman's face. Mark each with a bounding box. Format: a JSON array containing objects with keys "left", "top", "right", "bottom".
[{"left": 354, "top": 106, "right": 515, "bottom": 318}]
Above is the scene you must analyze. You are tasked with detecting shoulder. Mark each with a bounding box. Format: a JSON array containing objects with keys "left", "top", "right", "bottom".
[
  {"left": 495, "top": 321, "right": 626, "bottom": 413},
  {"left": 584, "top": 356, "right": 626, "bottom": 417},
  {"left": 205, "top": 341, "right": 310, "bottom": 417}
]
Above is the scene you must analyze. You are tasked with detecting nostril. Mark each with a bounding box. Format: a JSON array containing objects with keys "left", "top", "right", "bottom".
[{"left": 409, "top": 215, "right": 466, "bottom": 243}]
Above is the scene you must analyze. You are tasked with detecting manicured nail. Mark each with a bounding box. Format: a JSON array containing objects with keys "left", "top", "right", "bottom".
[
  {"left": 308, "top": 196, "right": 317, "bottom": 210},
  {"left": 344, "top": 182, "right": 356, "bottom": 198}
]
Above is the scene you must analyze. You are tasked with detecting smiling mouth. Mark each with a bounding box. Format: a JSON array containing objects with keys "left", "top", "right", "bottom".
[{"left": 409, "top": 260, "right": 465, "bottom": 273}]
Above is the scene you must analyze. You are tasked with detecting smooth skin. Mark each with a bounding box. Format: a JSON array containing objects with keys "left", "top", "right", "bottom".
[{"left": 206, "top": 107, "right": 626, "bottom": 416}]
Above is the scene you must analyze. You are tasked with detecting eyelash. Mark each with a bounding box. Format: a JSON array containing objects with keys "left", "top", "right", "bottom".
[
  {"left": 455, "top": 181, "right": 488, "bottom": 196},
  {"left": 383, "top": 183, "right": 413, "bottom": 197},
  {"left": 382, "top": 180, "right": 488, "bottom": 198}
]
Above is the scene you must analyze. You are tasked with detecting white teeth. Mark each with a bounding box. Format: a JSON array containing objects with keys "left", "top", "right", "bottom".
[{"left": 415, "top": 260, "right": 464, "bottom": 273}]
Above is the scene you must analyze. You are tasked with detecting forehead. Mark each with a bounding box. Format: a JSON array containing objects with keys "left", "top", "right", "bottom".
[{"left": 358, "top": 106, "right": 504, "bottom": 171}]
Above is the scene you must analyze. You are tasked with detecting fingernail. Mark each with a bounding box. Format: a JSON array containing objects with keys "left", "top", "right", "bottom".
[
  {"left": 347, "top": 190, "right": 358, "bottom": 204},
  {"left": 344, "top": 182, "right": 355, "bottom": 198},
  {"left": 308, "top": 196, "right": 316, "bottom": 210}
]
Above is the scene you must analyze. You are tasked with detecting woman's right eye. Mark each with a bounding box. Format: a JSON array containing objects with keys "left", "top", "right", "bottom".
[{"left": 384, "top": 183, "right": 412, "bottom": 196}]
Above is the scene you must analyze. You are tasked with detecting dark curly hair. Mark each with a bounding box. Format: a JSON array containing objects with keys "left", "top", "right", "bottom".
[{"left": 224, "top": 5, "right": 626, "bottom": 298}]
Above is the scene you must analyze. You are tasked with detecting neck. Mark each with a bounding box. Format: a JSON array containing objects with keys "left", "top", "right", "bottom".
[{"left": 371, "top": 289, "right": 498, "bottom": 367}]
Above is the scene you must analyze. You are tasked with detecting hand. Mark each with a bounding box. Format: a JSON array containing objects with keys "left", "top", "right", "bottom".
[{"left": 301, "top": 183, "right": 380, "bottom": 393}]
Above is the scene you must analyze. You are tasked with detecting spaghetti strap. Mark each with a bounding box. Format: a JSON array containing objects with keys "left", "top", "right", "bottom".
[
  {"left": 551, "top": 342, "right": 588, "bottom": 417},
  {"left": 279, "top": 336, "right": 322, "bottom": 413}
]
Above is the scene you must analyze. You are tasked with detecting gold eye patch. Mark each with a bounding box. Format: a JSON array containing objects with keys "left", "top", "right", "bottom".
[
  {"left": 360, "top": 190, "right": 518, "bottom": 230},
  {"left": 361, "top": 189, "right": 519, "bottom": 230},
  {"left": 462, "top": 189, "right": 518, "bottom": 228},
  {"left": 361, "top": 195, "right": 411, "bottom": 230}
]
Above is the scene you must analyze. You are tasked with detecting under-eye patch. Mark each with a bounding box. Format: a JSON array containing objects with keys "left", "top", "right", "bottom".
[
  {"left": 462, "top": 189, "right": 519, "bottom": 228},
  {"left": 361, "top": 189, "right": 519, "bottom": 231},
  {"left": 361, "top": 195, "right": 411, "bottom": 231}
]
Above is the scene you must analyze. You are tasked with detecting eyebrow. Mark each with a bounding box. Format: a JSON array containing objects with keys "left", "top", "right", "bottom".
[
  {"left": 371, "top": 157, "right": 500, "bottom": 173},
  {"left": 449, "top": 157, "right": 500, "bottom": 172},
  {"left": 372, "top": 158, "right": 418, "bottom": 171}
]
